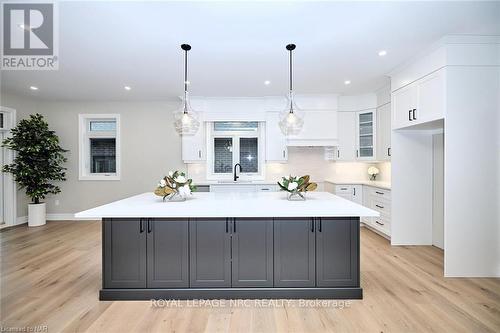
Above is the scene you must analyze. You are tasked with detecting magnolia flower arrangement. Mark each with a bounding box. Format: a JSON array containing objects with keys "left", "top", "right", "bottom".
[
  {"left": 277, "top": 175, "right": 318, "bottom": 201},
  {"left": 368, "top": 166, "right": 380, "bottom": 181},
  {"left": 154, "top": 171, "right": 196, "bottom": 201}
]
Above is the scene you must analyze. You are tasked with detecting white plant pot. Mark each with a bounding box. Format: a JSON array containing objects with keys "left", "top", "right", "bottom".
[{"left": 28, "top": 203, "right": 46, "bottom": 227}]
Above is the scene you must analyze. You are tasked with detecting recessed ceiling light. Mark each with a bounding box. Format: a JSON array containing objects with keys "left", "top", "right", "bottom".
[
  {"left": 264, "top": 80, "right": 271, "bottom": 85},
  {"left": 378, "top": 50, "right": 387, "bottom": 57},
  {"left": 29, "top": 86, "right": 38, "bottom": 90},
  {"left": 124, "top": 86, "right": 131, "bottom": 91},
  {"left": 344, "top": 80, "right": 351, "bottom": 85}
]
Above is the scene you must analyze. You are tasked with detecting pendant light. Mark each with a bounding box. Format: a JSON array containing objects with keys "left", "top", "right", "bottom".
[
  {"left": 174, "top": 44, "right": 200, "bottom": 135},
  {"left": 279, "top": 43, "right": 304, "bottom": 136}
]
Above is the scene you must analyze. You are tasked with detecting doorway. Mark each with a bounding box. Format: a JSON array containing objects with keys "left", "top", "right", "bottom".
[{"left": 0, "top": 107, "right": 17, "bottom": 227}]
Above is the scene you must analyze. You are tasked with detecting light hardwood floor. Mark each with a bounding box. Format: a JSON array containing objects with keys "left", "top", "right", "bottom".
[{"left": 1, "top": 221, "right": 499, "bottom": 333}]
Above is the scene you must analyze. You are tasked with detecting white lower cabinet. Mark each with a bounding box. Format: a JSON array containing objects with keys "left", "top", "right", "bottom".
[
  {"left": 330, "top": 182, "right": 391, "bottom": 238},
  {"left": 209, "top": 184, "right": 279, "bottom": 192}
]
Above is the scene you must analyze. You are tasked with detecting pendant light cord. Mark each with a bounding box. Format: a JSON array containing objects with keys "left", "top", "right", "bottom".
[
  {"left": 183, "top": 47, "right": 188, "bottom": 113},
  {"left": 289, "top": 48, "right": 293, "bottom": 93}
]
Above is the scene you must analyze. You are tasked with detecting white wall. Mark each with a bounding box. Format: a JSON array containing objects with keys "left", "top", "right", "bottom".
[
  {"left": 1, "top": 93, "right": 184, "bottom": 217},
  {"left": 432, "top": 133, "right": 444, "bottom": 250}
]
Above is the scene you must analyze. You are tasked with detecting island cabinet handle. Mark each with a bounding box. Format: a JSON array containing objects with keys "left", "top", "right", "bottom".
[
  {"left": 139, "top": 219, "right": 145, "bottom": 233},
  {"left": 233, "top": 219, "right": 236, "bottom": 233},
  {"left": 147, "top": 219, "right": 152, "bottom": 233},
  {"left": 318, "top": 218, "right": 322, "bottom": 232},
  {"left": 226, "top": 218, "right": 229, "bottom": 233},
  {"left": 310, "top": 219, "right": 314, "bottom": 232}
]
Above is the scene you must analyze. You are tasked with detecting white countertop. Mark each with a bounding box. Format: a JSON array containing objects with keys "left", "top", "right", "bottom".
[
  {"left": 75, "top": 191, "right": 379, "bottom": 219},
  {"left": 324, "top": 179, "right": 391, "bottom": 190}
]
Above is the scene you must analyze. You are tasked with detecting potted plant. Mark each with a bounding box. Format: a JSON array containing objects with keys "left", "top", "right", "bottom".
[
  {"left": 1, "top": 114, "right": 67, "bottom": 227},
  {"left": 277, "top": 175, "right": 318, "bottom": 201},
  {"left": 154, "top": 170, "right": 196, "bottom": 202}
]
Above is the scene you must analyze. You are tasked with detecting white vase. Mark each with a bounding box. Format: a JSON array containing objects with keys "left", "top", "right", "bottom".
[{"left": 28, "top": 203, "right": 46, "bottom": 227}]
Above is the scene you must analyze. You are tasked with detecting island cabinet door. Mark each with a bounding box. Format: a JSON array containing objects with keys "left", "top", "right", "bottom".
[
  {"left": 274, "top": 218, "right": 316, "bottom": 287},
  {"left": 189, "top": 218, "right": 231, "bottom": 287},
  {"left": 231, "top": 218, "right": 273, "bottom": 287},
  {"left": 146, "top": 219, "right": 189, "bottom": 288},
  {"left": 316, "top": 217, "right": 359, "bottom": 287},
  {"left": 103, "top": 218, "right": 147, "bottom": 289}
]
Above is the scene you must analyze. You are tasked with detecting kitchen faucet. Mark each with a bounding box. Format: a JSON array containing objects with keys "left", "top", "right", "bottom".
[{"left": 234, "top": 163, "right": 242, "bottom": 181}]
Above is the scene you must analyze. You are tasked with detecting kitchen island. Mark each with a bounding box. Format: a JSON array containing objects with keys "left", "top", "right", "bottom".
[{"left": 75, "top": 191, "right": 378, "bottom": 300}]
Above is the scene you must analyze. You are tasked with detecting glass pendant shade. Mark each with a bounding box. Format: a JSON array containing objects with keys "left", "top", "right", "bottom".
[
  {"left": 174, "top": 92, "right": 200, "bottom": 135},
  {"left": 174, "top": 44, "right": 200, "bottom": 136},
  {"left": 279, "top": 92, "right": 304, "bottom": 136},
  {"left": 279, "top": 43, "right": 304, "bottom": 136}
]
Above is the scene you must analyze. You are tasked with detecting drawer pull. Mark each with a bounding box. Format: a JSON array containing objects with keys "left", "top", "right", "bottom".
[
  {"left": 340, "top": 187, "right": 348, "bottom": 190},
  {"left": 375, "top": 191, "right": 384, "bottom": 195},
  {"left": 375, "top": 204, "right": 384, "bottom": 209},
  {"left": 260, "top": 188, "right": 270, "bottom": 191},
  {"left": 375, "top": 220, "right": 384, "bottom": 226}
]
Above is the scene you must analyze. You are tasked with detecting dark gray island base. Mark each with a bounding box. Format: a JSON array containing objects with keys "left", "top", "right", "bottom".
[{"left": 100, "top": 217, "right": 361, "bottom": 300}]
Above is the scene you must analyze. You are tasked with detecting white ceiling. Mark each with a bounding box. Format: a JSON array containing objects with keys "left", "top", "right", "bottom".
[{"left": 2, "top": 1, "right": 500, "bottom": 101}]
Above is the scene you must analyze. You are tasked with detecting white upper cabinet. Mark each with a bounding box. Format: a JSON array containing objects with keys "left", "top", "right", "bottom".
[
  {"left": 265, "top": 112, "right": 287, "bottom": 162},
  {"left": 182, "top": 121, "right": 206, "bottom": 163},
  {"left": 356, "top": 110, "right": 376, "bottom": 160},
  {"left": 286, "top": 110, "right": 338, "bottom": 147},
  {"left": 392, "top": 68, "right": 445, "bottom": 129},
  {"left": 335, "top": 112, "right": 356, "bottom": 161},
  {"left": 376, "top": 103, "right": 391, "bottom": 161}
]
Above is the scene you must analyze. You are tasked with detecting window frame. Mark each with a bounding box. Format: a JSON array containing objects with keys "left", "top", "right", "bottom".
[
  {"left": 78, "top": 114, "right": 121, "bottom": 181},
  {"left": 206, "top": 122, "right": 265, "bottom": 181}
]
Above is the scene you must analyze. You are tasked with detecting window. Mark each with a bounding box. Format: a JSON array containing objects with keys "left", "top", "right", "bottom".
[
  {"left": 208, "top": 122, "right": 264, "bottom": 180},
  {"left": 79, "top": 114, "right": 120, "bottom": 180}
]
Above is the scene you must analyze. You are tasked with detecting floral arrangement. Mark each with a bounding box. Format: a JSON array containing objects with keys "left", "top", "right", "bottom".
[
  {"left": 277, "top": 175, "right": 317, "bottom": 200},
  {"left": 154, "top": 171, "right": 196, "bottom": 201},
  {"left": 368, "top": 166, "right": 380, "bottom": 181}
]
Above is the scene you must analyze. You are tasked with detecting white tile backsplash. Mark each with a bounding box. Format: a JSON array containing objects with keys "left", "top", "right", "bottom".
[{"left": 187, "top": 147, "right": 391, "bottom": 184}]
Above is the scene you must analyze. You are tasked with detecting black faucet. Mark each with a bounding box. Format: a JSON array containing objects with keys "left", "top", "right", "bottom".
[{"left": 234, "top": 163, "right": 242, "bottom": 181}]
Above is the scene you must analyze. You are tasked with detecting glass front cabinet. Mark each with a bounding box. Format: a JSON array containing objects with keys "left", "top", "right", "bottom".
[{"left": 356, "top": 110, "right": 376, "bottom": 160}]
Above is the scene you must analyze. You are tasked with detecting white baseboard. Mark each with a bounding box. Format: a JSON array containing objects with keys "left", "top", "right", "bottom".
[{"left": 15, "top": 214, "right": 97, "bottom": 223}]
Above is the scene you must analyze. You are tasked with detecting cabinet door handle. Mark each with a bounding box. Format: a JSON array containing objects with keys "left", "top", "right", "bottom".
[
  {"left": 310, "top": 219, "right": 314, "bottom": 232},
  {"left": 356, "top": 149, "right": 359, "bottom": 157},
  {"left": 375, "top": 204, "right": 384, "bottom": 209},
  {"left": 226, "top": 218, "right": 229, "bottom": 233},
  {"left": 353, "top": 187, "right": 356, "bottom": 196},
  {"left": 233, "top": 219, "right": 236, "bottom": 233},
  {"left": 198, "top": 150, "right": 202, "bottom": 158},
  {"left": 388, "top": 147, "right": 391, "bottom": 157},
  {"left": 140, "top": 219, "right": 145, "bottom": 233},
  {"left": 375, "top": 191, "right": 384, "bottom": 195},
  {"left": 412, "top": 109, "right": 417, "bottom": 120},
  {"left": 337, "top": 150, "right": 340, "bottom": 158},
  {"left": 318, "top": 218, "right": 322, "bottom": 232},
  {"left": 409, "top": 110, "right": 412, "bottom": 121},
  {"left": 147, "top": 218, "right": 152, "bottom": 233},
  {"left": 375, "top": 220, "right": 384, "bottom": 226},
  {"left": 283, "top": 150, "right": 286, "bottom": 158}
]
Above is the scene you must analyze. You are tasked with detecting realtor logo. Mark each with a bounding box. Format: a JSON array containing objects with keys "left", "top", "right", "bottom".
[{"left": 2, "top": 2, "right": 58, "bottom": 70}]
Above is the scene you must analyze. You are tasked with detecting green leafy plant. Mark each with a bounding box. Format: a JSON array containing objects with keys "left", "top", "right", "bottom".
[
  {"left": 154, "top": 170, "right": 197, "bottom": 201},
  {"left": 277, "top": 175, "right": 318, "bottom": 195},
  {"left": 1, "top": 114, "right": 67, "bottom": 204}
]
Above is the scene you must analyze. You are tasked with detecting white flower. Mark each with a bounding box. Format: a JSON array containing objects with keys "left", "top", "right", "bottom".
[
  {"left": 287, "top": 182, "right": 299, "bottom": 191},
  {"left": 159, "top": 179, "right": 166, "bottom": 188},
  {"left": 178, "top": 184, "right": 192, "bottom": 198},
  {"left": 175, "top": 175, "right": 187, "bottom": 183},
  {"left": 168, "top": 171, "right": 174, "bottom": 177},
  {"left": 368, "top": 166, "right": 379, "bottom": 175},
  {"left": 172, "top": 183, "right": 176, "bottom": 188}
]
